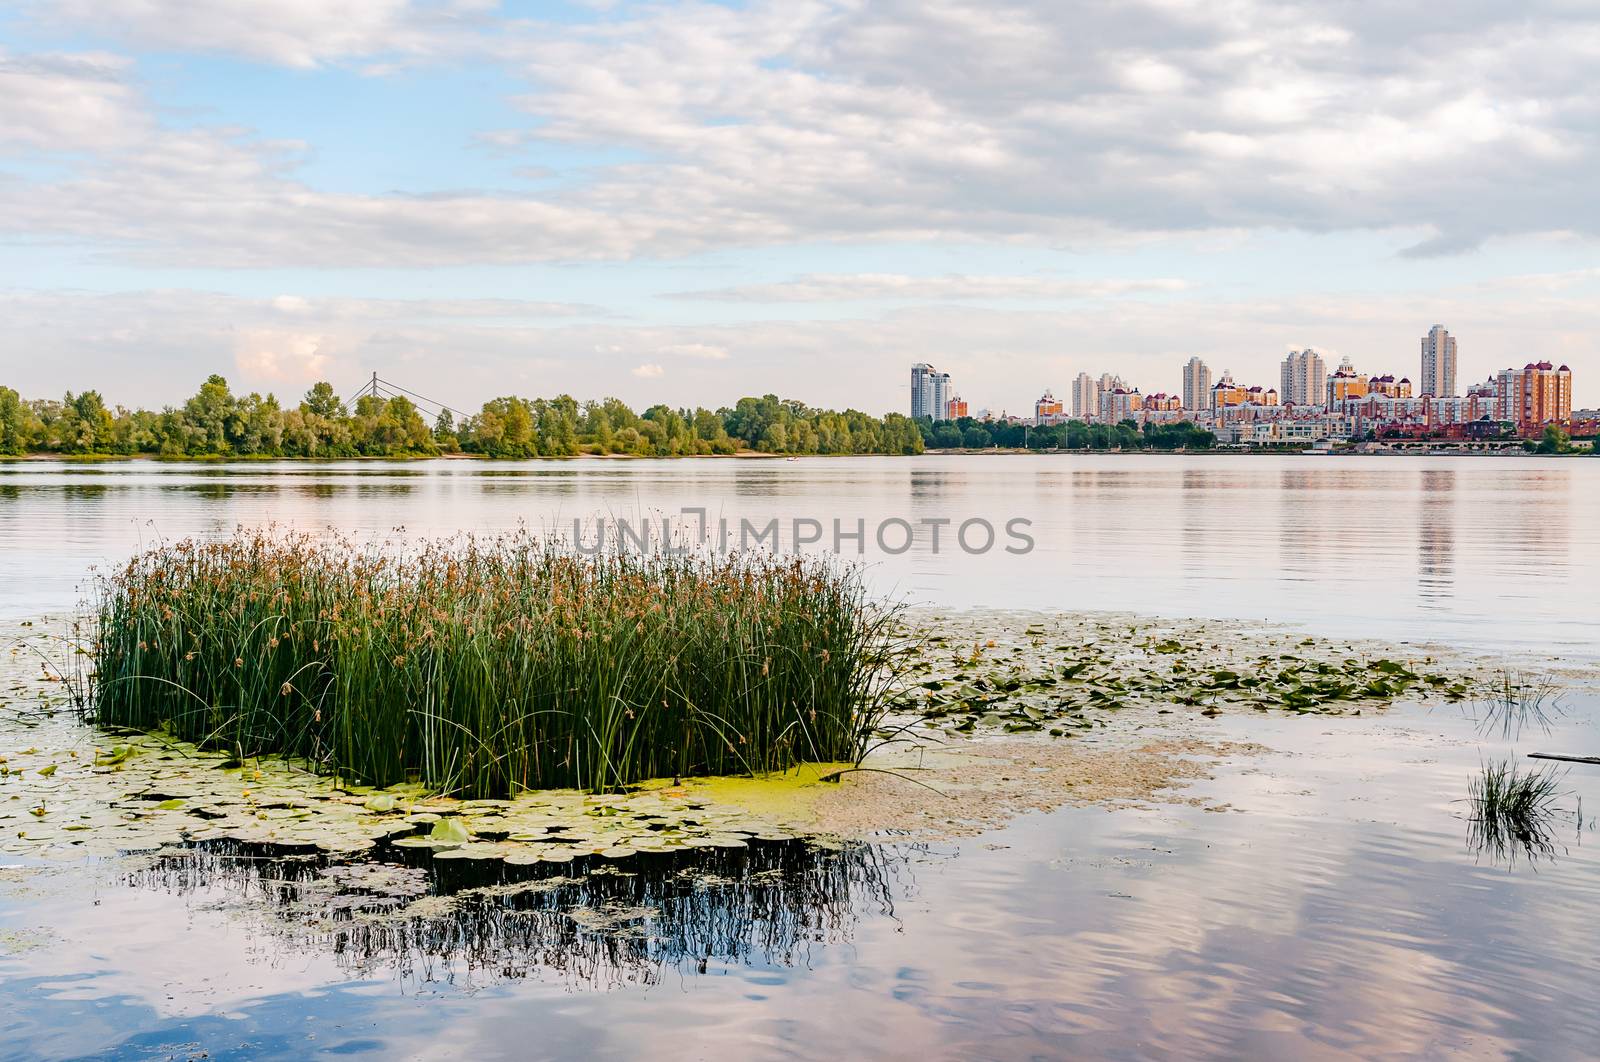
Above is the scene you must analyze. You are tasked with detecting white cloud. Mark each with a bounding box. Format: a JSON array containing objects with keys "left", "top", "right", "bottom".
[
  {"left": 5, "top": 2, "right": 1600, "bottom": 265},
  {"left": 0, "top": 50, "right": 147, "bottom": 152},
  {"left": 234, "top": 330, "right": 333, "bottom": 385},
  {"left": 672, "top": 274, "right": 1188, "bottom": 303},
  {"left": 631, "top": 362, "right": 665, "bottom": 378},
  {"left": 29, "top": 0, "right": 495, "bottom": 68},
  {"left": 660, "top": 343, "right": 730, "bottom": 359}
]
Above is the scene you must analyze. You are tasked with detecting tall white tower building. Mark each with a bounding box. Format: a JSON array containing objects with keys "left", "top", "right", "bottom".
[
  {"left": 1182, "top": 357, "right": 1212, "bottom": 411},
  {"left": 1071, "top": 372, "right": 1100, "bottom": 421},
  {"left": 1420, "top": 325, "right": 1457, "bottom": 397},
  {"left": 910, "top": 363, "right": 952, "bottom": 420},
  {"left": 1279, "top": 348, "right": 1327, "bottom": 407}
]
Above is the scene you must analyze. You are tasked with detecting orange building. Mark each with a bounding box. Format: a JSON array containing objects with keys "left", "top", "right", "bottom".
[
  {"left": 1327, "top": 359, "right": 1369, "bottom": 406},
  {"left": 1244, "top": 386, "right": 1280, "bottom": 406},
  {"left": 1210, "top": 372, "right": 1248, "bottom": 409},
  {"left": 1495, "top": 362, "right": 1572, "bottom": 431},
  {"left": 1516, "top": 363, "right": 1568, "bottom": 428},
  {"left": 1034, "top": 389, "right": 1063, "bottom": 425},
  {"left": 1369, "top": 375, "right": 1412, "bottom": 398},
  {"left": 1143, "top": 392, "right": 1182, "bottom": 412},
  {"left": 945, "top": 395, "right": 968, "bottom": 419}
]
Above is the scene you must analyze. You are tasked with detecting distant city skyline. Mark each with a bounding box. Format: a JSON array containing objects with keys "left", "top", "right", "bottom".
[
  {"left": 911, "top": 323, "right": 1579, "bottom": 444},
  {"left": 0, "top": 3, "right": 1596, "bottom": 411},
  {"left": 920, "top": 325, "right": 1547, "bottom": 418}
]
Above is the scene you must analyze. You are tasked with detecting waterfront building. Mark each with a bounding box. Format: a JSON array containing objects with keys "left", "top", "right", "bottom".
[
  {"left": 910, "top": 363, "right": 952, "bottom": 420},
  {"left": 945, "top": 394, "right": 968, "bottom": 420},
  {"left": 1420, "top": 325, "right": 1458, "bottom": 397},
  {"left": 1182, "top": 357, "right": 1212, "bottom": 412},
  {"left": 1494, "top": 362, "right": 1573, "bottom": 431},
  {"left": 1425, "top": 391, "right": 1496, "bottom": 428},
  {"left": 1070, "top": 373, "right": 1099, "bottom": 421},
  {"left": 1144, "top": 392, "right": 1182, "bottom": 412},
  {"left": 1071, "top": 374, "right": 1094, "bottom": 420},
  {"left": 1099, "top": 387, "right": 1143, "bottom": 423},
  {"left": 1034, "top": 390, "right": 1064, "bottom": 426},
  {"left": 1326, "top": 356, "right": 1369, "bottom": 406},
  {"left": 1244, "top": 386, "right": 1280, "bottom": 406},
  {"left": 1211, "top": 371, "right": 1248, "bottom": 409},
  {"left": 1218, "top": 415, "right": 1357, "bottom": 445},
  {"left": 1279, "top": 349, "right": 1326, "bottom": 407}
]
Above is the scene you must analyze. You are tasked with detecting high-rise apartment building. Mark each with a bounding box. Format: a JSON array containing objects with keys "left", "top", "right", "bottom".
[
  {"left": 945, "top": 394, "right": 968, "bottom": 420},
  {"left": 910, "top": 363, "right": 952, "bottom": 420},
  {"left": 910, "top": 363, "right": 934, "bottom": 419},
  {"left": 1279, "top": 348, "right": 1326, "bottom": 407},
  {"left": 1494, "top": 362, "right": 1572, "bottom": 430},
  {"left": 1071, "top": 372, "right": 1100, "bottom": 421},
  {"left": 1182, "top": 357, "right": 1212, "bottom": 411},
  {"left": 1099, "top": 387, "right": 1142, "bottom": 423},
  {"left": 1420, "top": 325, "right": 1457, "bottom": 397}
]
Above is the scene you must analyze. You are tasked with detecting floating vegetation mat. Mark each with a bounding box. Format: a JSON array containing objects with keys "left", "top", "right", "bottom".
[
  {"left": 2, "top": 608, "right": 1507, "bottom": 857},
  {"left": 896, "top": 610, "right": 1485, "bottom": 738},
  {"left": 0, "top": 722, "right": 842, "bottom": 862}
]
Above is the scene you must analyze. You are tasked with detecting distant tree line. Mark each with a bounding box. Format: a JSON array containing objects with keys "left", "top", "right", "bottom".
[
  {"left": 918, "top": 415, "right": 1216, "bottom": 451},
  {"left": 0, "top": 377, "right": 925, "bottom": 458}
]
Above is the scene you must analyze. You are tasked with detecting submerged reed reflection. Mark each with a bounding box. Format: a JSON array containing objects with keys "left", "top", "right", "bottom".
[{"left": 118, "top": 838, "right": 924, "bottom": 988}]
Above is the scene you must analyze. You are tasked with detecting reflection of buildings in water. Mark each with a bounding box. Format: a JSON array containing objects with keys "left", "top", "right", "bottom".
[
  {"left": 1177, "top": 468, "right": 1213, "bottom": 588},
  {"left": 121, "top": 839, "right": 919, "bottom": 990},
  {"left": 1481, "top": 468, "right": 1572, "bottom": 586},
  {"left": 1276, "top": 468, "right": 1330, "bottom": 584},
  {"left": 905, "top": 466, "right": 961, "bottom": 579},
  {"left": 1416, "top": 468, "right": 1457, "bottom": 606}
]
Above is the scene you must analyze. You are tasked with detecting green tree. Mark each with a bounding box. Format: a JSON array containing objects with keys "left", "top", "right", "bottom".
[
  {"left": 0, "top": 386, "right": 42, "bottom": 454},
  {"left": 301, "top": 382, "right": 347, "bottom": 420},
  {"left": 181, "top": 375, "right": 239, "bottom": 454},
  {"left": 1536, "top": 424, "right": 1571, "bottom": 454}
]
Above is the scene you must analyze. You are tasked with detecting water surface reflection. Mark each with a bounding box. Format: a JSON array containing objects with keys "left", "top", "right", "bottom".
[{"left": 115, "top": 838, "right": 914, "bottom": 989}]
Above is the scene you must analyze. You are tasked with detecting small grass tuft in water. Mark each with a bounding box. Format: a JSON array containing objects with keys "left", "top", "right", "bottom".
[
  {"left": 1466, "top": 758, "right": 1565, "bottom": 865},
  {"left": 1475, "top": 671, "right": 1565, "bottom": 740},
  {"left": 87, "top": 531, "right": 906, "bottom": 797}
]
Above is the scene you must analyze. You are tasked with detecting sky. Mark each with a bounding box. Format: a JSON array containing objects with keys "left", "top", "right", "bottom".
[{"left": 0, "top": 0, "right": 1597, "bottom": 416}]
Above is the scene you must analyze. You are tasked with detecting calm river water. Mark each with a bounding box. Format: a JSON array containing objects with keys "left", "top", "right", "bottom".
[
  {"left": 2, "top": 455, "right": 1598, "bottom": 1061},
  {"left": 2, "top": 454, "right": 1597, "bottom": 652}
]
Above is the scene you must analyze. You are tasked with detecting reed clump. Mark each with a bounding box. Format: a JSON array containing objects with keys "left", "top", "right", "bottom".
[
  {"left": 1466, "top": 758, "right": 1565, "bottom": 864},
  {"left": 89, "top": 532, "right": 904, "bottom": 797}
]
